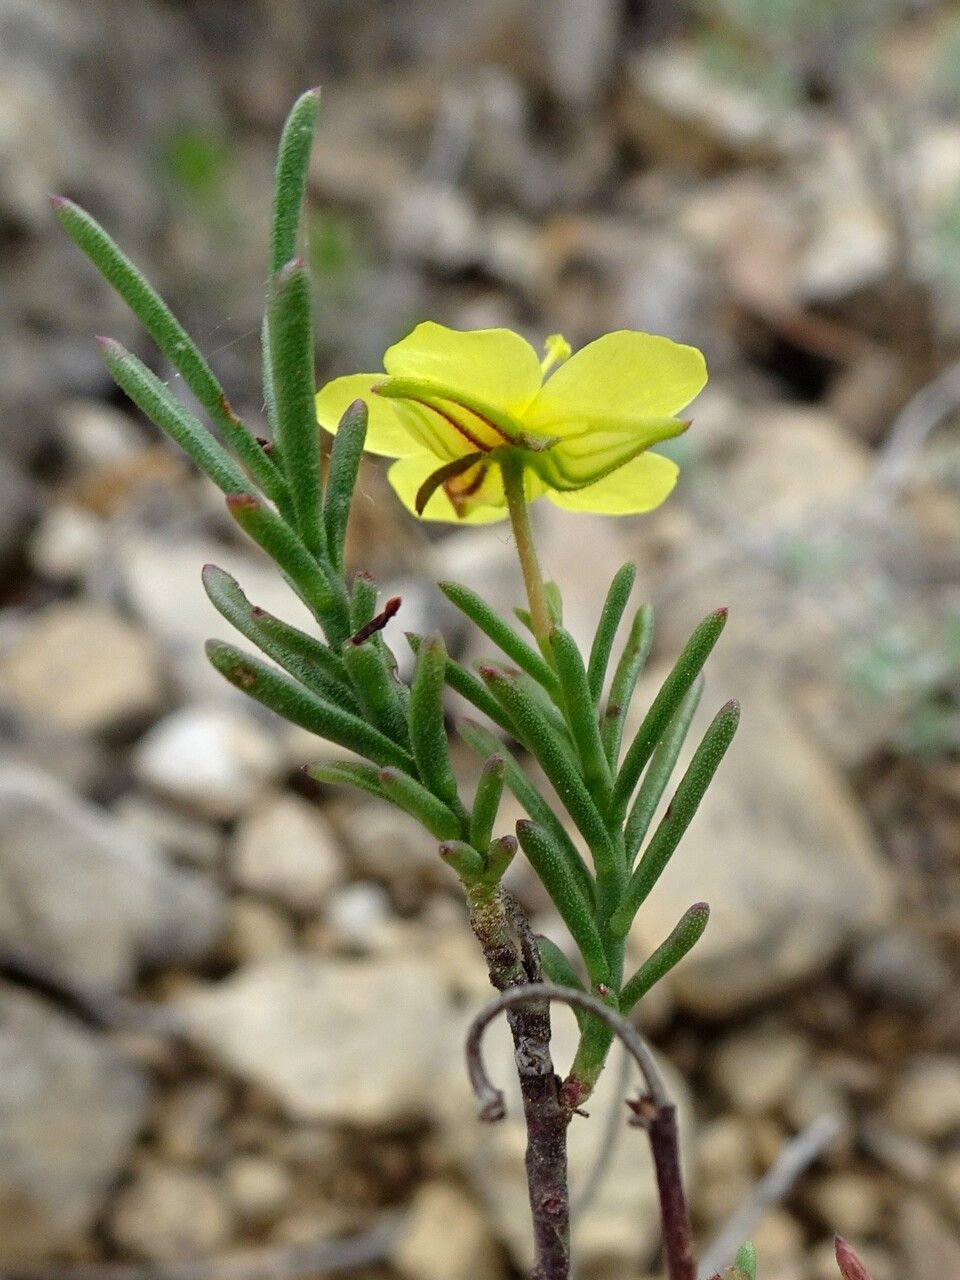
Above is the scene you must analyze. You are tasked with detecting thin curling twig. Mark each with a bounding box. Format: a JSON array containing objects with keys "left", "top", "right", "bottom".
[{"left": 465, "top": 984, "right": 695, "bottom": 1280}]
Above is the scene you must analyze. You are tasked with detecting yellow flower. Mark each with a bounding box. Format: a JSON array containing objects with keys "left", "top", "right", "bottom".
[{"left": 314, "top": 323, "right": 706, "bottom": 524}]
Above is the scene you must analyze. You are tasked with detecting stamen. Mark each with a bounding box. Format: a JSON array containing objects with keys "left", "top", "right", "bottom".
[{"left": 540, "top": 333, "right": 572, "bottom": 376}]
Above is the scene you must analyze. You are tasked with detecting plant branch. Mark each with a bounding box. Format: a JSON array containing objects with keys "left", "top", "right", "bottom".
[
  {"left": 466, "top": 889, "right": 570, "bottom": 1280},
  {"left": 465, "top": 983, "right": 695, "bottom": 1280}
]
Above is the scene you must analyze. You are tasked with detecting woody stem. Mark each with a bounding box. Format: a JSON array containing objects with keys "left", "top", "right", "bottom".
[{"left": 502, "top": 455, "right": 552, "bottom": 651}]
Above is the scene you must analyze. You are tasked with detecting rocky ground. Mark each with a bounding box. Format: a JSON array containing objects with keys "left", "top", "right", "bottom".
[{"left": 1, "top": 3, "right": 959, "bottom": 1279}]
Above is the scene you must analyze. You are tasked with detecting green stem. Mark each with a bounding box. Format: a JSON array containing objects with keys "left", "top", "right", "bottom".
[{"left": 502, "top": 455, "right": 552, "bottom": 653}]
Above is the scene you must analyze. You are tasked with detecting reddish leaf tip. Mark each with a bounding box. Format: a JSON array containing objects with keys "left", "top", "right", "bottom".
[
  {"left": 226, "top": 492, "right": 259, "bottom": 511},
  {"left": 835, "top": 1236, "right": 873, "bottom": 1280}
]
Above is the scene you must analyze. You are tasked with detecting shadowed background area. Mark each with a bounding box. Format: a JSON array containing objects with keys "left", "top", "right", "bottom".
[{"left": 1, "top": 2, "right": 959, "bottom": 1278}]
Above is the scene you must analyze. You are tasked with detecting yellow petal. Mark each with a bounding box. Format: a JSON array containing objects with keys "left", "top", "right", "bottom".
[
  {"left": 383, "top": 323, "right": 543, "bottom": 417},
  {"left": 545, "top": 451, "right": 679, "bottom": 515},
  {"left": 315, "top": 374, "right": 421, "bottom": 458},
  {"left": 387, "top": 453, "right": 511, "bottom": 524},
  {"left": 523, "top": 331, "right": 707, "bottom": 436}
]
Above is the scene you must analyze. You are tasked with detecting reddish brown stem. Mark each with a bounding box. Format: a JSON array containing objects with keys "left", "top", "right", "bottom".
[
  {"left": 465, "top": 983, "right": 698, "bottom": 1280},
  {"left": 466, "top": 888, "right": 570, "bottom": 1280}
]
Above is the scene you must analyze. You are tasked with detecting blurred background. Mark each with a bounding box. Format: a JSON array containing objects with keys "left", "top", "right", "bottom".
[{"left": 1, "top": 2, "right": 959, "bottom": 1278}]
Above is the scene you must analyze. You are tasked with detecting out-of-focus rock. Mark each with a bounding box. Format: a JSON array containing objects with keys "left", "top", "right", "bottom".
[
  {"left": 540, "top": 0, "right": 620, "bottom": 106},
  {"left": 231, "top": 793, "right": 343, "bottom": 913},
  {"left": 322, "top": 881, "right": 395, "bottom": 951},
  {"left": 439, "top": 1009, "right": 695, "bottom": 1271},
  {"left": 0, "top": 603, "right": 164, "bottom": 735},
  {"left": 628, "top": 687, "right": 893, "bottom": 1016},
  {"left": 175, "top": 954, "right": 454, "bottom": 1126},
  {"left": 620, "top": 44, "right": 811, "bottom": 170},
  {"left": 329, "top": 795, "right": 446, "bottom": 888},
  {"left": 117, "top": 533, "right": 321, "bottom": 700},
  {"left": 220, "top": 896, "right": 297, "bottom": 965},
  {"left": 223, "top": 1154, "right": 292, "bottom": 1227},
  {"left": 0, "top": 459, "right": 36, "bottom": 565},
  {"left": 849, "top": 929, "right": 953, "bottom": 1010},
  {"left": 886, "top": 1056, "right": 960, "bottom": 1141},
  {"left": 108, "top": 1163, "right": 234, "bottom": 1261},
  {"left": 0, "top": 766, "right": 225, "bottom": 989},
  {"left": 27, "top": 505, "right": 106, "bottom": 583},
  {"left": 0, "top": 982, "right": 150, "bottom": 1262},
  {"left": 897, "top": 1194, "right": 960, "bottom": 1280},
  {"left": 134, "top": 704, "right": 283, "bottom": 820},
  {"left": 711, "top": 1021, "right": 813, "bottom": 1116},
  {"left": 57, "top": 398, "right": 145, "bottom": 469},
  {"left": 747, "top": 1209, "right": 806, "bottom": 1280},
  {"left": 113, "top": 794, "right": 223, "bottom": 870},
  {"left": 806, "top": 1172, "right": 884, "bottom": 1239},
  {"left": 153, "top": 1078, "right": 229, "bottom": 1164},
  {"left": 392, "top": 1181, "right": 505, "bottom": 1280}
]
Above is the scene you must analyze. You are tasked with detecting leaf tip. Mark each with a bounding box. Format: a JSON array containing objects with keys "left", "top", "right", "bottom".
[
  {"left": 226, "top": 492, "right": 260, "bottom": 512},
  {"left": 835, "top": 1236, "right": 873, "bottom": 1280}
]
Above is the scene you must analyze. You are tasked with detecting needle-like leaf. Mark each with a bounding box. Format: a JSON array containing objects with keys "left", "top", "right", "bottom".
[
  {"left": 516, "top": 820, "right": 610, "bottom": 987},
  {"left": 587, "top": 563, "right": 637, "bottom": 704},
  {"left": 205, "top": 640, "right": 415, "bottom": 771},
  {"left": 610, "top": 701, "right": 740, "bottom": 937},
  {"left": 268, "top": 258, "right": 324, "bottom": 555},
  {"left": 52, "top": 195, "right": 286, "bottom": 504},
  {"left": 619, "top": 902, "right": 710, "bottom": 1012},
  {"left": 600, "top": 602, "right": 654, "bottom": 767},
  {"left": 611, "top": 607, "right": 727, "bottom": 821}
]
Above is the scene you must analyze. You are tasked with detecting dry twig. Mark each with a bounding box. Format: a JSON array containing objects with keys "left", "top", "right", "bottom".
[{"left": 466, "top": 983, "right": 695, "bottom": 1280}]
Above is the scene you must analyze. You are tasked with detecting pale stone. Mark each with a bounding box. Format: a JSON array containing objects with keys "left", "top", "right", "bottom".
[
  {"left": 0, "top": 983, "right": 150, "bottom": 1262},
  {"left": 134, "top": 704, "right": 282, "bottom": 820},
  {"left": 887, "top": 1055, "right": 960, "bottom": 1141},
  {"left": 223, "top": 1155, "right": 293, "bottom": 1226},
  {"left": 109, "top": 1164, "right": 233, "bottom": 1261},
  {"left": 628, "top": 688, "right": 893, "bottom": 1015},
  {"left": 0, "top": 766, "right": 225, "bottom": 989},
  {"left": 175, "top": 954, "right": 454, "bottom": 1125},
  {"left": 231, "top": 793, "right": 343, "bottom": 912},
  {"left": 711, "top": 1022, "right": 813, "bottom": 1115},
  {"left": 0, "top": 602, "right": 164, "bottom": 734},
  {"left": 392, "top": 1182, "right": 504, "bottom": 1280}
]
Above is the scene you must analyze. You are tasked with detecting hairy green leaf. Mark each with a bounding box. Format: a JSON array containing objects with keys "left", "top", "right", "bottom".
[
  {"left": 52, "top": 195, "right": 285, "bottom": 503},
  {"left": 619, "top": 902, "right": 710, "bottom": 1012},
  {"left": 610, "top": 701, "right": 739, "bottom": 937},
  {"left": 324, "top": 400, "right": 367, "bottom": 573},
  {"left": 408, "top": 633, "right": 461, "bottom": 809},
  {"left": 516, "top": 820, "right": 610, "bottom": 987},
  {"left": 551, "top": 625, "right": 612, "bottom": 801},
  {"left": 611, "top": 607, "right": 727, "bottom": 820},
  {"left": 98, "top": 339, "right": 255, "bottom": 498},
  {"left": 202, "top": 564, "right": 359, "bottom": 712},
  {"left": 470, "top": 754, "right": 505, "bottom": 853},
  {"left": 379, "top": 768, "right": 462, "bottom": 840},
  {"left": 457, "top": 717, "right": 595, "bottom": 909},
  {"left": 225, "top": 494, "right": 349, "bottom": 644},
  {"left": 270, "top": 88, "right": 321, "bottom": 275},
  {"left": 600, "top": 602, "right": 654, "bottom": 768},
  {"left": 587, "top": 563, "right": 637, "bottom": 704},
  {"left": 624, "top": 673, "right": 704, "bottom": 863},
  {"left": 268, "top": 258, "right": 324, "bottom": 555},
  {"left": 205, "top": 640, "right": 415, "bottom": 770},
  {"left": 439, "top": 581, "right": 560, "bottom": 698}
]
